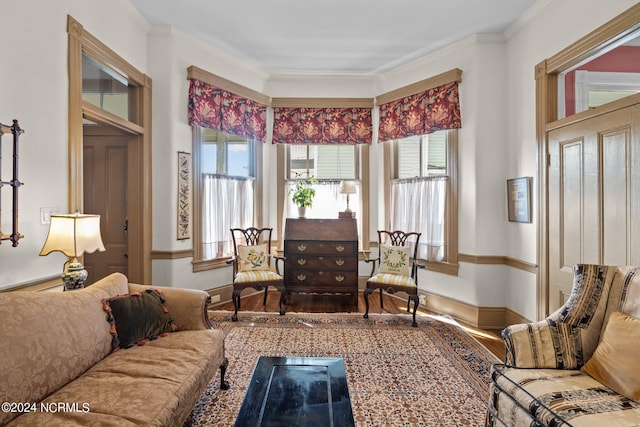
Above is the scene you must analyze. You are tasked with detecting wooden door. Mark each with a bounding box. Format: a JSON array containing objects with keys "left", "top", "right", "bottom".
[
  {"left": 83, "top": 127, "right": 129, "bottom": 283},
  {"left": 548, "top": 104, "right": 640, "bottom": 312}
]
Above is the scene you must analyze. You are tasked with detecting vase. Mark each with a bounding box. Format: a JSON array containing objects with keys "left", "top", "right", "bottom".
[{"left": 297, "top": 206, "right": 306, "bottom": 218}]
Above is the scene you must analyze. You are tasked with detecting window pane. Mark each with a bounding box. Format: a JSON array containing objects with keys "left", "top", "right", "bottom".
[
  {"left": 397, "top": 131, "right": 447, "bottom": 178},
  {"left": 557, "top": 33, "right": 640, "bottom": 119},
  {"left": 228, "top": 143, "right": 250, "bottom": 176},
  {"left": 202, "top": 144, "right": 218, "bottom": 174},
  {"left": 398, "top": 137, "right": 421, "bottom": 178},
  {"left": 82, "top": 54, "right": 132, "bottom": 121},
  {"left": 289, "top": 145, "right": 313, "bottom": 178},
  {"left": 316, "top": 145, "right": 355, "bottom": 179},
  {"left": 288, "top": 145, "right": 355, "bottom": 179},
  {"left": 588, "top": 89, "right": 638, "bottom": 108},
  {"left": 202, "top": 128, "right": 252, "bottom": 177},
  {"left": 426, "top": 132, "right": 447, "bottom": 175}
]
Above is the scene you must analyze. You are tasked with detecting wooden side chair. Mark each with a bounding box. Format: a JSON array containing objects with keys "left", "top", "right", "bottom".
[
  {"left": 363, "top": 230, "right": 424, "bottom": 327},
  {"left": 227, "top": 227, "right": 285, "bottom": 321}
]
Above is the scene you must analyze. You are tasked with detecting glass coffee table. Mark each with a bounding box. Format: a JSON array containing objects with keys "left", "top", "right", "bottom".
[{"left": 234, "top": 356, "right": 355, "bottom": 427}]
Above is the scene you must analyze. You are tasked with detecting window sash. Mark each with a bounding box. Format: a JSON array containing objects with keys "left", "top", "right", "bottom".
[
  {"left": 396, "top": 133, "right": 447, "bottom": 178},
  {"left": 283, "top": 180, "right": 363, "bottom": 246},
  {"left": 201, "top": 174, "right": 254, "bottom": 259},
  {"left": 288, "top": 145, "right": 357, "bottom": 179},
  {"left": 390, "top": 177, "right": 447, "bottom": 261},
  {"left": 192, "top": 125, "right": 262, "bottom": 267},
  {"left": 383, "top": 129, "right": 458, "bottom": 273}
]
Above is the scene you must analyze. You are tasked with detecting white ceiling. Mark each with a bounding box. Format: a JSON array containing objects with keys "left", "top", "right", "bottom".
[{"left": 129, "top": 0, "right": 539, "bottom": 75}]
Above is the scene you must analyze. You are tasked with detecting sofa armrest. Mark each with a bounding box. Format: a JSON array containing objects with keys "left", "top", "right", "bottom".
[
  {"left": 503, "top": 264, "right": 617, "bottom": 370},
  {"left": 127, "top": 283, "right": 212, "bottom": 330},
  {"left": 503, "top": 319, "right": 582, "bottom": 369}
]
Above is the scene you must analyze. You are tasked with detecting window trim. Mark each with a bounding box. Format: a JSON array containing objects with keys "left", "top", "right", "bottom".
[
  {"left": 191, "top": 126, "right": 263, "bottom": 271},
  {"left": 384, "top": 130, "right": 459, "bottom": 275},
  {"left": 67, "top": 15, "right": 152, "bottom": 284}
]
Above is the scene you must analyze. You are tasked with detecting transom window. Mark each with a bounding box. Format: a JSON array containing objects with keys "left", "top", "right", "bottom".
[{"left": 82, "top": 54, "right": 134, "bottom": 122}]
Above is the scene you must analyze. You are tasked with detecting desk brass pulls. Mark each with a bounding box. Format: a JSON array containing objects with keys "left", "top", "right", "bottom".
[
  {"left": 335, "top": 245, "right": 345, "bottom": 252},
  {"left": 297, "top": 244, "right": 307, "bottom": 251},
  {"left": 335, "top": 275, "right": 345, "bottom": 282},
  {"left": 296, "top": 274, "right": 306, "bottom": 281},
  {"left": 335, "top": 258, "right": 344, "bottom": 266},
  {"left": 297, "top": 258, "right": 307, "bottom": 265}
]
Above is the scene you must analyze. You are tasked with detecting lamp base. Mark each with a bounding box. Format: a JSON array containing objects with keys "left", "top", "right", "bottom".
[{"left": 62, "top": 259, "right": 88, "bottom": 291}]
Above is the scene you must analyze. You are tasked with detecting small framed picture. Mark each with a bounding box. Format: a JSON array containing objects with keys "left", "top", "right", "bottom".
[
  {"left": 507, "top": 177, "right": 532, "bottom": 223},
  {"left": 177, "top": 151, "right": 192, "bottom": 239}
]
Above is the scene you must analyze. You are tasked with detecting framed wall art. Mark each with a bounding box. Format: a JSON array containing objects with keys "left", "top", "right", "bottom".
[
  {"left": 177, "top": 151, "right": 192, "bottom": 239},
  {"left": 507, "top": 176, "right": 532, "bottom": 223}
]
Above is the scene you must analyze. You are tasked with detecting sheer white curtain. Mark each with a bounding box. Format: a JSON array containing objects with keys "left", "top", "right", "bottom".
[
  {"left": 202, "top": 174, "right": 254, "bottom": 259},
  {"left": 390, "top": 176, "right": 447, "bottom": 261},
  {"left": 283, "top": 180, "right": 362, "bottom": 244}
]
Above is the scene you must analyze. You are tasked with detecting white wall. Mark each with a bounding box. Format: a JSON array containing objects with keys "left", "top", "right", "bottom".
[
  {"left": 500, "top": 0, "right": 638, "bottom": 320},
  {"left": 0, "top": 0, "right": 148, "bottom": 289},
  {"left": 2, "top": 0, "right": 637, "bottom": 321}
]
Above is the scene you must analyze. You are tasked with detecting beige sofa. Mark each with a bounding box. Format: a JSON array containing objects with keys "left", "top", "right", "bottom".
[
  {"left": 0, "top": 272, "right": 228, "bottom": 426},
  {"left": 488, "top": 264, "right": 640, "bottom": 426}
]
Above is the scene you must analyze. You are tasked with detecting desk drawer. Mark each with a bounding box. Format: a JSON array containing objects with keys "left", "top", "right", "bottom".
[
  {"left": 286, "top": 269, "right": 357, "bottom": 287},
  {"left": 285, "top": 241, "right": 357, "bottom": 256},
  {"left": 287, "top": 255, "right": 357, "bottom": 271}
]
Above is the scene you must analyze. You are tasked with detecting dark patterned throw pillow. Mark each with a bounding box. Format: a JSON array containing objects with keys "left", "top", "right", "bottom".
[{"left": 102, "top": 289, "right": 177, "bottom": 349}]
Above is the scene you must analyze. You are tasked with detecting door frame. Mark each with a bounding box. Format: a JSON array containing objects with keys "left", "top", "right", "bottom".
[
  {"left": 536, "top": 4, "right": 640, "bottom": 319},
  {"left": 67, "top": 16, "right": 153, "bottom": 284}
]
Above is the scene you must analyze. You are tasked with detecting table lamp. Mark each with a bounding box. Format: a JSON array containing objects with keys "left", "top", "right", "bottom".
[
  {"left": 40, "top": 213, "right": 105, "bottom": 291},
  {"left": 340, "top": 181, "right": 357, "bottom": 213}
]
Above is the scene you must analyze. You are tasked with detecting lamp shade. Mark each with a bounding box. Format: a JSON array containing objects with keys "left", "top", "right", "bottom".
[
  {"left": 340, "top": 181, "right": 357, "bottom": 194},
  {"left": 40, "top": 214, "right": 105, "bottom": 258}
]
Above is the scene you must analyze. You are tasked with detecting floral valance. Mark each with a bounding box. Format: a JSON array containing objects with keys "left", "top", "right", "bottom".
[
  {"left": 188, "top": 78, "right": 267, "bottom": 143},
  {"left": 378, "top": 81, "right": 461, "bottom": 143},
  {"left": 272, "top": 107, "right": 372, "bottom": 145}
]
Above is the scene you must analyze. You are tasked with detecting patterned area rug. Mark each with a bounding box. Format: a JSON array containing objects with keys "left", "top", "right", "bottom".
[{"left": 184, "top": 311, "right": 500, "bottom": 426}]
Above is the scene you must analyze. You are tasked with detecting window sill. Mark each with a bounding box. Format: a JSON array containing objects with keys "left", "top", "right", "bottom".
[
  {"left": 192, "top": 257, "right": 232, "bottom": 272},
  {"left": 421, "top": 260, "right": 459, "bottom": 276}
]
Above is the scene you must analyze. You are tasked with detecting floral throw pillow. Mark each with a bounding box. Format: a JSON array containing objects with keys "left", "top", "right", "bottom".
[
  {"left": 238, "top": 244, "right": 269, "bottom": 271},
  {"left": 379, "top": 245, "right": 412, "bottom": 276}
]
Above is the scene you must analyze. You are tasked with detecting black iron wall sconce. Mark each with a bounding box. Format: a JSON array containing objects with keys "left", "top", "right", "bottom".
[{"left": 0, "top": 119, "right": 24, "bottom": 247}]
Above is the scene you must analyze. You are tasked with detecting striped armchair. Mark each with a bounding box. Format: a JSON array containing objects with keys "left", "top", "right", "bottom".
[{"left": 488, "top": 264, "right": 640, "bottom": 426}]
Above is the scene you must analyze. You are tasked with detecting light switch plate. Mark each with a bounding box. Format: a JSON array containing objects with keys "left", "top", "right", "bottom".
[{"left": 40, "top": 207, "right": 60, "bottom": 225}]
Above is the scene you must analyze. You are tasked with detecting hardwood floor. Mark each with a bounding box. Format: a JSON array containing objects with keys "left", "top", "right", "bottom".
[{"left": 213, "top": 290, "right": 506, "bottom": 360}]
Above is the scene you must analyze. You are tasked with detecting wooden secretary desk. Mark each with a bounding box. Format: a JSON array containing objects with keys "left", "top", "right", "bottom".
[{"left": 283, "top": 218, "right": 358, "bottom": 305}]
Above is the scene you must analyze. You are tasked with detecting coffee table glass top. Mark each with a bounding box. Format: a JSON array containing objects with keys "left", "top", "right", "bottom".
[{"left": 234, "top": 356, "right": 354, "bottom": 427}]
